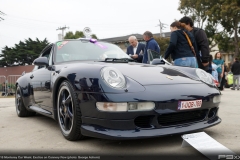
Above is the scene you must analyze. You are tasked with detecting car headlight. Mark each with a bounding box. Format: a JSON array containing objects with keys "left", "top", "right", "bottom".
[
  {"left": 195, "top": 68, "right": 214, "bottom": 85},
  {"left": 101, "top": 67, "right": 126, "bottom": 88}
]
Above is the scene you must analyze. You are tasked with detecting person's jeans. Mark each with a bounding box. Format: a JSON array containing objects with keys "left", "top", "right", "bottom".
[
  {"left": 233, "top": 75, "right": 240, "bottom": 90},
  {"left": 218, "top": 75, "right": 222, "bottom": 87},
  {"left": 174, "top": 57, "right": 197, "bottom": 68}
]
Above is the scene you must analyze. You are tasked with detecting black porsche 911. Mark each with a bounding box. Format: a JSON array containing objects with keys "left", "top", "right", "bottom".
[{"left": 15, "top": 38, "right": 221, "bottom": 141}]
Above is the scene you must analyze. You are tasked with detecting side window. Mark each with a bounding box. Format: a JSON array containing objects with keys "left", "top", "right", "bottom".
[{"left": 37, "top": 46, "right": 53, "bottom": 70}]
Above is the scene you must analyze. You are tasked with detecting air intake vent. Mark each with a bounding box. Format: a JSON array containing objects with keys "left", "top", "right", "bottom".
[
  {"left": 208, "top": 107, "right": 217, "bottom": 119},
  {"left": 158, "top": 109, "right": 208, "bottom": 126},
  {"left": 134, "top": 116, "right": 153, "bottom": 128}
]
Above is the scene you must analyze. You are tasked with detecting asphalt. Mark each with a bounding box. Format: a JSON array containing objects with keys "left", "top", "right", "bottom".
[{"left": 0, "top": 88, "right": 239, "bottom": 160}]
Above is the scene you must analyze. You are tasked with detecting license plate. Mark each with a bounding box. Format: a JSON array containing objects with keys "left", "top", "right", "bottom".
[{"left": 178, "top": 100, "right": 202, "bottom": 110}]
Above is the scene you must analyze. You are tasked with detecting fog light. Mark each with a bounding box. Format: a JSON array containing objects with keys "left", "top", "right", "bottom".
[
  {"left": 96, "top": 102, "right": 127, "bottom": 112},
  {"left": 128, "top": 102, "right": 155, "bottom": 111},
  {"left": 128, "top": 103, "right": 138, "bottom": 110},
  {"left": 213, "top": 95, "right": 221, "bottom": 103}
]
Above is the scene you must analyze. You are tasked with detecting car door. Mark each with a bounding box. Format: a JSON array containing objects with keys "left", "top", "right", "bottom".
[{"left": 31, "top": 45, "right": 54, "bottom": 112}]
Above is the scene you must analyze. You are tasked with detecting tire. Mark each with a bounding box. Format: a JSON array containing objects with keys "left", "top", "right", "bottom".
[
  {"left": 57, "top": 81, "right": 85, "bottom": 141},
  {"left": 15, "top": 86, "right": 36, "bottom": 117}
]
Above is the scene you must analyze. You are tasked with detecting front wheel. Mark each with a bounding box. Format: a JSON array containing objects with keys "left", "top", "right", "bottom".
[
  {"left": 57, "top": 81, "right": 84, "bottom": 141},
  {"left": 15, "top": 86, "right": 36, "bottom": 117}
]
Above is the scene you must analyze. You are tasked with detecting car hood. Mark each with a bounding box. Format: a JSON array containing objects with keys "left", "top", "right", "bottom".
[
  {"left": 107, "top": 63, "right": 200, "bottom": 85},
  {"left": 57, "top": 61, "right": 201, "bottom": 85}
]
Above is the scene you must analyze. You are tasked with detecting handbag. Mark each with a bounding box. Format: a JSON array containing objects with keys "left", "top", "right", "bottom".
[
  {"left": 183, "top": 31, "right": 197, "bottom": 57},
  {"left": 183, "top": 31, "right": 209, "bottom": 70}
]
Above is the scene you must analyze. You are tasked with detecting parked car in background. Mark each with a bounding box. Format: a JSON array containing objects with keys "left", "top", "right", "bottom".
[{"left": 15, "top": 38, "right": 221, "bottom": 141}]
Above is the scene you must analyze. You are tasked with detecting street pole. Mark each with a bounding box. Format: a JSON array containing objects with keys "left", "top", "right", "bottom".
[
  {"left": 159, "top": 20, "right": 162, "bottom": 38},
  {"left": 156, "top": 20, "right": 167, "bottom": 38},
  {"left": 56, "top": 26, "right": 69, "bottom": 40}
]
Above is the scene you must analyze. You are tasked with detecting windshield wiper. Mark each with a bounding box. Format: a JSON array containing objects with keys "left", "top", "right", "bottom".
[{"left": 104, "top": 58, "right": 135, "bottom": 62}]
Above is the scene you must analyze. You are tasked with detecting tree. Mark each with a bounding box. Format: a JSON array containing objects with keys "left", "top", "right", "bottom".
[
  {"left": 154, "top": 36, "right": 170, "bottom": 58},
  {"left": 64, "top": 30, "right": 98, "bottom": 39},
  {"left": 206, "top": 0, "right": 240, "bottom": 58},
  {"left": 178, "top": 0, "right": 206, "bottom": 28},
  {"left": 0, "top": 38, "right": 49, "bottom": 67},
  {"left": 216, "top": 33, "right": 235, "bottom": 53}
]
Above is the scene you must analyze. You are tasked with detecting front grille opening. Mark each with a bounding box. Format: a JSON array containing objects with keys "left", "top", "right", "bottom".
[
  {"left": 208, "top": 107, "right": 217, "bottom": 119},
  {"left": 134, "top": 116, "right": 153, "bottom": 128},
  {"left": 158, "top": 109, "right": 208, "bottom": 126}
]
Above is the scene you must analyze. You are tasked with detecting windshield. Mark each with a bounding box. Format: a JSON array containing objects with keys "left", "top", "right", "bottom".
[{"left": 55, "top": 40, "right": 131, "bottom": 63}]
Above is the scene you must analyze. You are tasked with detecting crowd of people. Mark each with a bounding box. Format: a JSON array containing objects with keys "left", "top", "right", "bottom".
[{"left": 126, "top": 16, "right": 240, "bottom": 91}]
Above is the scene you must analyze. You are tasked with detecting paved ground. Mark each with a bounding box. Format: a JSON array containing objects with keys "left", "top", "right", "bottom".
[{"left": 0, "top": 88, "right": 239, "bottom": 160}]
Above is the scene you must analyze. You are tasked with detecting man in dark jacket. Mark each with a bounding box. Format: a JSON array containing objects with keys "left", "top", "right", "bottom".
[
  {"left": 142, "top": 31, "right": 160, "bottom": 64},
  {"left": 231, "top": 58, "right": 240, "bottom": 90},
  {"left": 179, "top": 16, "right": 211, "bottom": 73},
  {"left": 126, "top": 36, "right": 145, "bottom": 63}
]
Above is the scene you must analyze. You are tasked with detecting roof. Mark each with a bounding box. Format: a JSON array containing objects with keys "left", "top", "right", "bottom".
[{"left": 100, "top": 32, "right": 171, "bottom": 43}]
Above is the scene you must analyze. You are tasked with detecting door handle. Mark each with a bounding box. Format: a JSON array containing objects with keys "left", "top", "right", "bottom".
[{"left": 30, "top": 74, "right": 34, "bottom": 79}]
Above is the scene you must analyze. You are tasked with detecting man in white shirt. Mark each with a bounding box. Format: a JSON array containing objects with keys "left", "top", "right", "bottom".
[{"left": 126, "top": 36, "right": 145, "bottom": 63}]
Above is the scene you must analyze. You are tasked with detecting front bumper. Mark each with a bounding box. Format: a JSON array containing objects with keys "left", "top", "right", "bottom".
[
  {"left": 81, "top": 116, "right": 221, "bottom": 140},
  {"left": 79, "top": 84, "right": 221, "bottom": 139}
]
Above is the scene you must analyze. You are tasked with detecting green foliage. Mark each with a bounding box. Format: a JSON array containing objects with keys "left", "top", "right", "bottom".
[
  {"left": 214, "top": 32, "right": 235, "bottom": 53},
  {"left": 64, "top": 31, "right": 98, "bottom": 39},
  {"left": 0, "top": 38, "right": 49, "bottom": 67},
  {"left": 91, "top": 34, "right": 98, "bottom": 39},
  {"left": 206, "top": 0, "right": 240, "bottom": 57},
  {"left": 154, "top": 36, "right": 170, "bottom": 58},
  {"left": 178, "top": 0, "right": 208, "bottom": 28}
]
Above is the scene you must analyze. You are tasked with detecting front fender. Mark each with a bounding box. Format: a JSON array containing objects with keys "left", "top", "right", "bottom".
[{"left": 16, "top": 73, "right": 33, "bottom": 107}]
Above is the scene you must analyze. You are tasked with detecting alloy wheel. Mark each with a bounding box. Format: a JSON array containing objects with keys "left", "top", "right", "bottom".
[{"left": 57, "top": 86, "right": 74, "bottom": 135}]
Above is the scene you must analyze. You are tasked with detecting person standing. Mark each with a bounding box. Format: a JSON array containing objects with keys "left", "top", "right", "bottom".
[
  {"left": 126, "top": 36, "right": 145, "bottom": 63},
  {"left": 219, "top": 62, "right": 228, "bottom": 90},
  {"left": 210, "top": 55, "right": 218, "bottom": 82},
  {"left": 164, "top": 21, "right": 197, "bottom": 68},
  {"left": 142, "top": 31, "right": 160, "bottom": 64},
  {"left": 231, "top": 58, "right": 240, "bottom": 90},
  {"left": 179, "top": 16, "right": 211, "bottom": 73},
  {"left": 212, "top": 52, "right": 224, "bottom": 88}
]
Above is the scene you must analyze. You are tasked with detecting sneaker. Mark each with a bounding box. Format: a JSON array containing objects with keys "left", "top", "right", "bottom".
[{"left": 231, "top": 88, "right": 235, "bottom": 90}]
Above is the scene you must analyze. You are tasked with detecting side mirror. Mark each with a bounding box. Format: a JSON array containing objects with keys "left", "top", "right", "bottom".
[
  {"left": 147, "top": 49, "right": 161, "bottom": 64},
  {"left": 151, "top": 59, "right": 164, "bottom": 65},
  {"left": 151, "top": 58, "right": 172, "bottom": 65},
  {"left": 33, "top": 57, "right": 49, "bottom": 67}
]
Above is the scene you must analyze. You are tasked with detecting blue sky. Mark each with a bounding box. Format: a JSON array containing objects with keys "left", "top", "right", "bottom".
[{"left": 0, "top": 0, "right": 184, "bottom": 50}]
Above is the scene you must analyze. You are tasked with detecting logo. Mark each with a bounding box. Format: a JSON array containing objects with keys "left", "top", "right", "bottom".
[
  {"left": 83, "top": 27, "right": 92, "bottom": 38},
  {"left": 218, "top": 155, "right": 240, "bottom": 159}
]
